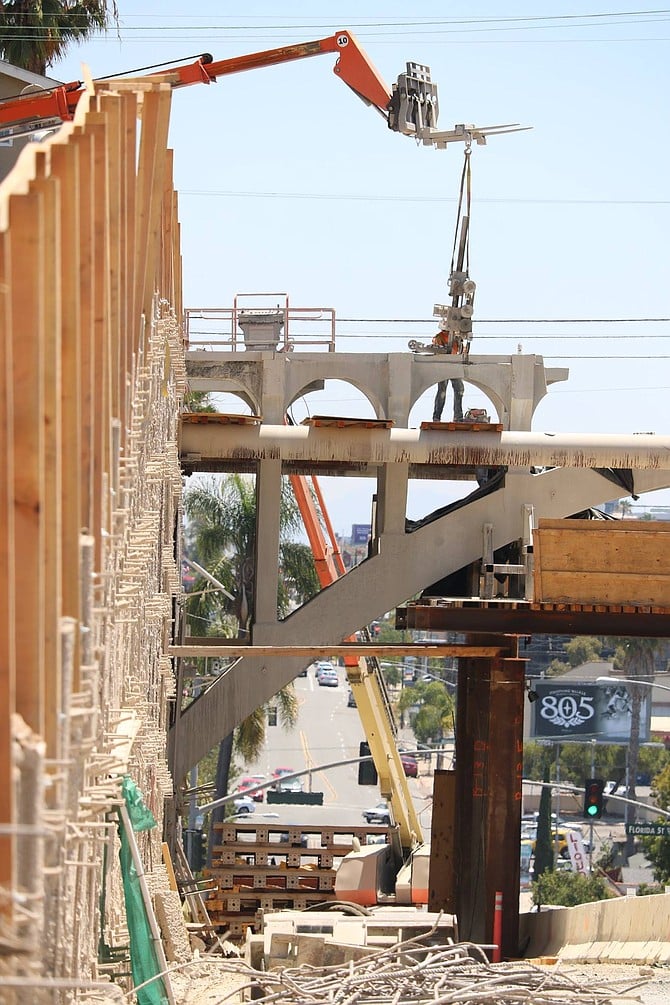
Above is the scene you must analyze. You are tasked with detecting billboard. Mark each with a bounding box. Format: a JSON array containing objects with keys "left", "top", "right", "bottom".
[
  {"left": 351, "top": 523, "right": 371, "bottom": 545},
  {"left": 531, "top": 680, "right": 650, "bottom": 743}
]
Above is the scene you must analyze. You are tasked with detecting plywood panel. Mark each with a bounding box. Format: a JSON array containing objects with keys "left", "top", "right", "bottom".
[{"left": 534, "top": 519, "right": 670, "bottom": 605}]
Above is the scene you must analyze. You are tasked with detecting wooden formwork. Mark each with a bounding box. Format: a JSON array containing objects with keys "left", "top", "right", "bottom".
[
  {"left": 205, "top": 822, "right": 391, "bottom": 936},
  {"left": 0, "top": 76, "right": 185, "bottom": 991},
  {"left": 534, "top": 519, "right": 670, "bottom": 607}
]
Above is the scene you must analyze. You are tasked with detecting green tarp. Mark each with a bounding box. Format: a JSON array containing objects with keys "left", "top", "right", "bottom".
[{"left": 118, "top": 776, "right": 168, "bottom": 1005}]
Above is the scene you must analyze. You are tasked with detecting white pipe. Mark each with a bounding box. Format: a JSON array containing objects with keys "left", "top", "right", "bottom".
[{"left": 180, "top": 424, "right": 670, "bottom": 470}]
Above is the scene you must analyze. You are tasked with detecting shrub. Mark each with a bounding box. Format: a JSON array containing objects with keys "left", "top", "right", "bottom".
[{"left": 531, "top": 869, "right": 613, "bottom": 908}]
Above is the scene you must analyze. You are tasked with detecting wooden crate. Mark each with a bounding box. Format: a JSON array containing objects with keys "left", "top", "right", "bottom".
[{"left": 534, "top": 519, "right": 670, "bottom": 606}]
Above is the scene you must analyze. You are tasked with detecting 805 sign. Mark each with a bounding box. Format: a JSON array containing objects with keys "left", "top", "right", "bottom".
[{"left": 538, "top": 691, "right": 595, "bottom": 731}]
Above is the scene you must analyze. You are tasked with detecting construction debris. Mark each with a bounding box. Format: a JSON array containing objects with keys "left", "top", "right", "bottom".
[{"left": 164, "top": 935, "right": 658, "bottom": 1005}]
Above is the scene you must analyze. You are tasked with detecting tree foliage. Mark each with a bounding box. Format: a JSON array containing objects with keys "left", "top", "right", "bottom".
[
  {"left": 397, "top": 679, "right": 454, "bottom": 744},
  {"left": 564, "top": 636, "right": 604, "bottom": 667},
  {"left": 642, "top": 761, "right": 670, "bottom": 884},
  {"left": 532, "top": 869, "right": 613, "bottom": 908},
  {"left": 0, "top": 1, "right": 117, "bottom": 75},
  {"left": 533, "top": 761, "right": 554, "bottom": 881}
]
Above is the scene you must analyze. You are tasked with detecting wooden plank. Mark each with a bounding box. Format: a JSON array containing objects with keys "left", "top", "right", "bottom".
[
  {"left": 0, "top": 222, "right": 16, "bottom": 904},
  {"left": 536, "top": 571, "right": 670, "bottom": 607},
  {"left": 304, "top": 416, "right": 394, "bottom": 429},
  {"left": 170, "top": 644, "right": 508, "bottom": 659},
  {"left": 33, "top": 155, "right": 63, "bottom": 759},
  {"left": 538, "top": 518, "right": 670, "bottom": 534},
  {"left": 85, "top": 110, "right": 111, "bottom": 570},
  {"left": 133, "top": 86, "right": 172, "bottom": 326},
  {"left": 8, "top": 188, "right": 46, "bottom": 738},
  {"left": 536, "top": 528, "right": 670, "bottom": 573}
]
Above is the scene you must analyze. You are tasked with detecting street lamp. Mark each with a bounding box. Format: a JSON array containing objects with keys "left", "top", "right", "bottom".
[{"left": 596, "top": 676, "right": 670, "bottom": 693}]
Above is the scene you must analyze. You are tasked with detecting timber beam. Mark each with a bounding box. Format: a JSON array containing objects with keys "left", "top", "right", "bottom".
[{"left": 169, "top": 642, "right": 511, "bottom": 659}]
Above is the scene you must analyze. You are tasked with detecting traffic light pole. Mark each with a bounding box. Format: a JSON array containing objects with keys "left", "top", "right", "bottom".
[{"left": 589, "top": 742, "right": 596, "bottom": 874}]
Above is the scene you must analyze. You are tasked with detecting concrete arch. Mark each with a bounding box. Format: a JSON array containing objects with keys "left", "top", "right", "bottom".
[
  {"left": 213, "top": 384, "right": 260, "bottom": 416},
  {"left": 284, "top": 368, "right": 387, "bottom": 422},
  {"left": 408, "top": 375, "right": 505, "bottom": 426}
]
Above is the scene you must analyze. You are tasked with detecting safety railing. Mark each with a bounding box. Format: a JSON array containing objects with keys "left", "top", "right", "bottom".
[{"left": 185, "top": 293, "right": 337, "bottom": 352}]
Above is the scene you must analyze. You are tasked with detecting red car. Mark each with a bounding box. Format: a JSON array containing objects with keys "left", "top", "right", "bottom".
[
  {"left": 400, "top": 753, "right": 418, "bottom": 778},
  {"left": 236, "top": 775, "right": 266, "bottom": 802}
]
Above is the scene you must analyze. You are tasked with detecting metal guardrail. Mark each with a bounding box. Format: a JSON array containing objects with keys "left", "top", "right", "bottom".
[{"left": 185, "top": 294, "right": 337, "bottom": 352}]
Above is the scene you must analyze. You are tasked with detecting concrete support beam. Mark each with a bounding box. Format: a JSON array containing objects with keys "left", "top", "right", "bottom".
[
  {"left": 180, "top": 422, "right": 670, "bottom": 473},
  {"left": 375, "top": 462, "right": 409, "bottom": 537},
  {"left": 253, "top": 459, "right": 282, "bottom": 627}
]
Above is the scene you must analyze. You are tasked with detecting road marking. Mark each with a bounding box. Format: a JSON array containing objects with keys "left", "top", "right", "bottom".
[{"left": 300, "top": 729, "right": 338, "bottom": 801}]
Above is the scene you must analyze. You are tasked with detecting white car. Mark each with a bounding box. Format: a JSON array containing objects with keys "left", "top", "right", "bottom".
[
  {"left": 362, "top": 802, "right": 391, "bottom": 825},
  {"left": 231, "top": 794, "right": 256, "bottom": 815},
  {"left": 318, "top": 669, "right": 339, "bottom": 687},
  {"left": 315, "top": 661, "right": 335, "bottom": 680},
  {"left": 276, "top": 777, "right": 304, "bottom": 793}
]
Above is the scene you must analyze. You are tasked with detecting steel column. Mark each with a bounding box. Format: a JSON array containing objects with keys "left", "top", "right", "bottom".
[{"left": 454, "top": 636, "right": 525, "bottom": 957}]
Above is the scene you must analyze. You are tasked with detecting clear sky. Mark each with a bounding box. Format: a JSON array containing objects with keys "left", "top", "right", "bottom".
[{"left": 53, "top": 3, "right": 670, "bottom": 534}]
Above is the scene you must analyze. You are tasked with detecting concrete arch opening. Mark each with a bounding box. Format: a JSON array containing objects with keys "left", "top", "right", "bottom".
[
  {"left": 287, "top": 378, "right": 382, "bottom": 423},
  {"left": 408, "top": 379, "right": 500, "bottom": 428},
  {"left": 194, "top": 386, "right": 259, "bottom": 417}
]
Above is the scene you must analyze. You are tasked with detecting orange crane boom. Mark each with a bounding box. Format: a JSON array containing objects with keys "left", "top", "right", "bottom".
[{"left": 0, "top": 30, "right": 394, "bottom": 142}]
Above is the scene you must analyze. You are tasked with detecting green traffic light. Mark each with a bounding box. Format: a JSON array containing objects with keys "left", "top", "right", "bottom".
[{"left": 587, "top": 804, "right": 599, "bottom": 816}]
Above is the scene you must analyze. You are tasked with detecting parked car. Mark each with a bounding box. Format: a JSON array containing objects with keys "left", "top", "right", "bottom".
[
  {"left": 315, "top": 661, "right": 336, "bottom": 680},
  {"left": 400, "top": 753, "right": 418, "bottom": 778},
  {"left": 318, "top": 669, "right": 339, "bottom": 687},
  {"left": 347, "top": 689, "right": 357, "bottom": 707},
  {"left": 231, "top": 794, "right": 256, "bottom": 815},
  {"left": 362, "top": 802, "right": 391, "bottom": 825}
]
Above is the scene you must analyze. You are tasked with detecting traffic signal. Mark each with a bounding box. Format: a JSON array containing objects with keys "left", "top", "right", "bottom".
[
  {"left": 358, "top": 742, "right": 378, "bottom": 786},
  {"left": 583, "top": 778, "right": 605, "bottom": 820}
]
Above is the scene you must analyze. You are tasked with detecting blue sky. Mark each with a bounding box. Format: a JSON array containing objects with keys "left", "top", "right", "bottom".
[{"left": 53, "top": 3, "right": 670, "bottom": 532}]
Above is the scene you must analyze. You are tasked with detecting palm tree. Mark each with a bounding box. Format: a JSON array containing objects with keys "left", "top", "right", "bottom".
[
  {"left": 0, "top": 1, "right": 117, "bottom": 76},
  {"left": 622, "top": 639, "right": 658, "bottom": 855},
  {"left": 184, "top": 474, "right": 319, "bottom": 634},
  {"left": 183, "top": 473, "right": 319, "bottom": 857},
  {"left": 608, "top": 638, "right": 659, "bottom": 856}
]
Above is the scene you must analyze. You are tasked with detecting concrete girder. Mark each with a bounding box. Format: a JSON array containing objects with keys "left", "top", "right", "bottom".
[
  {"left": 180, "top": 423, "right": 670, "bottom": 475},
  {"left": 185, "top": 352, "right": 569, "bottom": 429},
  {"left": 169, "top": 465, "right": 670, "bottom": 780}
]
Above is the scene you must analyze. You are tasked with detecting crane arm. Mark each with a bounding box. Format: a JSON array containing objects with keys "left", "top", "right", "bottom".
[
  {"left": 0, "top": 30, "right": 394, "bottom": 142},
  {"left": 189, "top": 30, "right": 393, "bottom": 115}
]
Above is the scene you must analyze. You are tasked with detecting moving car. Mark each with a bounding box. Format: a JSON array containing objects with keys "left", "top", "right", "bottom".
[
  {"left": 318, "top": 668, "right": 339, "bottom": 687},
  {"left": 231, "top": 794, "right": 256, "bottom": 815},
  {"left": 362, "top": 802, "right": 391, "bottom": 825},
  {"left": 315, "top": 660, "right": 336, "bottom": 680},
  {"left": 270, "top": 767, "right": 295, "bottom": 789},
  {"left": 400, "top": 753, "right": 418, "bottom": 778},
  {"left": 276, "top": 777, "right": 304, "bottom": 793}
]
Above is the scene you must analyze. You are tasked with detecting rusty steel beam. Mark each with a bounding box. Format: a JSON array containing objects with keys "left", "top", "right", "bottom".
[
  {"left": 454, "top": 637, "right": 524, "bottom": 957},
  {"left": 180, "top": 422, "right": 670, "bottom": 471},
  {"left": 396, "top": 604, "right": 670, "bottom": 638}
]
